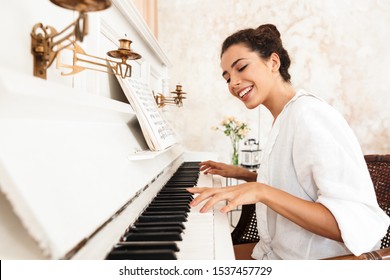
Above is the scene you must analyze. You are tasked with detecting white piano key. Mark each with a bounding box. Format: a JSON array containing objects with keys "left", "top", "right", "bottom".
[
  {"left": 176, "top": 170, "right": 213, "bottom": 259},
  {"left": 196, "top": 170, "right": 214, "bottom": 187},
  {"left": 176, "top": 173, "right": 235, "bottom": 260},
  {"left": 176, "top": 197, "right": 214, "bottom": 259},
  {"left": 212, "top": 175, "right": 235, "bottom": 260}
]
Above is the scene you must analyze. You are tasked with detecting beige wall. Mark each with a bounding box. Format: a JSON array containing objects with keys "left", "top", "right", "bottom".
[
  {"left": 158, "top": 0, "right": 390, "bottom": 163},
  {"left": 132, "top": 0, "right": 159, "bottom": 38}
]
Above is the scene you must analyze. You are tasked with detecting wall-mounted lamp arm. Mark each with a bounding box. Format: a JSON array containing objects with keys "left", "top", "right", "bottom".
[
  {"left": 30, "top": 0, "right": 141, "bottom": 80},
  {"left": 51, "top": 12, "right": 88, "bottom": 47},
  {"left": 31, "top": 12, "right": 90, "bottom": 79},
  {"left": 56, "top": 41, "right": 135, "bottom": 79}
]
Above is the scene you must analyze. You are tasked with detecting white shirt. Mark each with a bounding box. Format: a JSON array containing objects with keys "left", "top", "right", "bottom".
[{"left": 251, "top": 90, "right": 390, "bottom": 260}]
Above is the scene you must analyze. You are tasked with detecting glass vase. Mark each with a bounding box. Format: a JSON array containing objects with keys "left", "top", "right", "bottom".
[{"left": 231, "top": 140, "right": 239, "bottom": 166}]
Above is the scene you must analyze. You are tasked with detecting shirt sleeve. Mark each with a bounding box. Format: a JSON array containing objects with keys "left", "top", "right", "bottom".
[{"left": 291, "top": 96, "right": 390, "bottom": 256}]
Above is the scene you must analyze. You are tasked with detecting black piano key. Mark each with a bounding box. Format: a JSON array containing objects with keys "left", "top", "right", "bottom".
[
  {"left": 154, "top": 194, "right": 193, "bottom": 198},
  {"left": 133, "top": 221, "right": 185, "bottom": 229},
  {"left": 152, "top": 199, "right": 192, "bottom": 204},
  {"left": 170, "top": 173, "right": 198, "bottom": 176},
  {"left": 168, "top": 178, "right": 198, "bottom": 183},
  {"left": 149, "top": 201, "right": 190, "bottom": 206},
  {"left": 137, "top": 214, "right": 187, "bottom": 223},
  {"left": 124, "top": 232, "right": 182, "bottom": 242},
  {"left": 164, "top": 185, "right": 196, "bottom": 189},
  {"left": 175, "top": 170, "right": 199, "bottom": 173},
  {"left": 172, "top": 170, "right": 197, "bottom": 173},
  {"left": 168, "top": 176, "right": 197, "bottom": 179},
  {"left": 106, "top": 250, "right": 177, "bottom": 260},
  {"left": 169, "top": 178, "right": 198, "bottom": 181},
  {"left": 153, "top": 195, "right": 192, "bottom": 200},
  {"left": 163, "top": 184, "right": 196, "bottom": 189},
  {"left": 181, "top": 161, "right": 201, "bottom": 165},
  {"left": 141, "top": 211, "right": 188, "bottom": 217},
  {"left": 174, "top": 171, "right": 199, "bottom": 175},
  {"left": 113, "top": 241, "right": 180, "bottom": 252},
  {"left": 158, "top": 189, "right": 191, "bottom": 194},
  {"left": 177, "top": 163, "right": 200, "bottom": 169},
  {"left": 105, "top": 161, "right": 202, "bottom": 260},
  {"left": 161, "top": 183, "right": 193, "bottom": 187},
  {"left": 165, "top": 180, "right": 197, "bottom": 184},
  {"left": 164, "top": 184, "right": 197, "bottom": 187},
  {"left": 145, "top": 205, "right": 190, "bottom": 212},
  {"left": 147, "top": 204, "right": 190, "bottom": 210},
  {"left": 168, "top": 178, "right": 198, "bottom": 182},
  {"left": 157, "top": 190, "right": 193, "bottom": 194},
  {"left": 128, "top": 226, "right": 183, "bottom": 233},
  {"left": 151, "top": 197, "right": 192, "bottom": 201},
  {"left": 155, "top": 193, "right": 193, "bottom": 198}
]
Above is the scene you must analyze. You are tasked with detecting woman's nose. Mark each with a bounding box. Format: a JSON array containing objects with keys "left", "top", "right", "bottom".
[{"left": 230, "top": 74, "right": 241, "bottom": 88}]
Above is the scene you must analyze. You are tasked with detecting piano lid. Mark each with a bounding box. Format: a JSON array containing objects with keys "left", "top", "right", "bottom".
[{"left": 0, "top": 68, "right": 183, "bottom": 259}]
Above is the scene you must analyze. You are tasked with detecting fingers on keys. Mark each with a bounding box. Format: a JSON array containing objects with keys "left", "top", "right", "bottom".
[{"left": 189, "top": 188, "right": 228, "bottom": 213}]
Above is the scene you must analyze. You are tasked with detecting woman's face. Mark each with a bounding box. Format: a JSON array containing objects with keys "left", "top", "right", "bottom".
[{"left": 221, "top": 43, "right": 277, "bottom": 109}]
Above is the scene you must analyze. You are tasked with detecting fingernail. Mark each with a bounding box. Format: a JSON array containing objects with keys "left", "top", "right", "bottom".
[{"left": 220, "top": 208, "right": 227, "bottom": 214}]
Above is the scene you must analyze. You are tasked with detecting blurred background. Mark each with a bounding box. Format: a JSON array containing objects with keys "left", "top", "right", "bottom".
[
  {"left": 156, "top": 0, "right": 390, "bottom": 163},
  {"left": 1, "top": 0, "right": 389, "bottom": 163}
]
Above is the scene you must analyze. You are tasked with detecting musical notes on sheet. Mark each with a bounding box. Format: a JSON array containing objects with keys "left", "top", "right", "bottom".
[{"left": 115, "top": 75, "right": 176, "bottom": 151}]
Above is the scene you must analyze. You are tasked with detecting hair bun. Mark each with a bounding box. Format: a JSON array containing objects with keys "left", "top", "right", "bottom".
[{"left": 256, "top": 24, "right": 281, "bottom": 39}]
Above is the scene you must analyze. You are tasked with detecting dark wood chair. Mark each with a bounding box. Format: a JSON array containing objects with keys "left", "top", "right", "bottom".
[
  {"left": 231, "top": 203, "right": 260, "bottom": 245},
  {"left": 230, "top": 154, "right": 390, "bottom": 259},
  {"left": 324, "top": 247, "right": 390, "bottom": 260}
]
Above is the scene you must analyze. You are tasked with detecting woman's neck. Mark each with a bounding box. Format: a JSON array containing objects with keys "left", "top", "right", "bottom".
[{"left": 265, "top": 82, "right": 296, "bottom": 120}]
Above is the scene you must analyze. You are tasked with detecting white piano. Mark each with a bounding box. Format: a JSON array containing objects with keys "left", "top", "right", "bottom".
[
  {"left": 0, "top": 68, "right": 234, "bottom": 260},
  {"left": 0, "top": 1, "right": 234, "bottom": 260}
]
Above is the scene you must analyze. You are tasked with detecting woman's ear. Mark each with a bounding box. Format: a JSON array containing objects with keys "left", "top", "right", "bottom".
[{"left": 269, "top": 52, "right": 281, "bottom": 71}]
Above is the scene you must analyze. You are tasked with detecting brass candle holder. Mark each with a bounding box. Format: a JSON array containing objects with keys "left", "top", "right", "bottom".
[
  {"left": 57, "top": 38, "right": 141, "bottom": 79},
  {"left": 154, "top": 84, "right": 188, "bottom": 108},
  {"left": 31, "top": 0, "right": 141, "bottom": 79}
]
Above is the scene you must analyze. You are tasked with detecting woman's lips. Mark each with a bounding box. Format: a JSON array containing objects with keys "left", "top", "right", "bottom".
[{"left": 238, "top": 86, "right": 253, "bottom": 99}]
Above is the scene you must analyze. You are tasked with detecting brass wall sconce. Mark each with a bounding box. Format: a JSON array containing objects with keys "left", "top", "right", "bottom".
[
  {"left": 154, "top": 84, "right": 187, "bottom": 108},
  {"left": 56, "top": 38, "right": 141, "bottom": 78},
  {"left": 31, "top": 0, "right": 141, "bottom": 79}
]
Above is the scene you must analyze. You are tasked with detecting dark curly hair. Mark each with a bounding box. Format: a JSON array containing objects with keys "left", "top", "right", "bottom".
[{"left": 221, "top": 24, "right": 291, "bottom": 83}]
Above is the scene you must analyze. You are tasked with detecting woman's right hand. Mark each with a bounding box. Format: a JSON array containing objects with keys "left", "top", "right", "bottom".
[
  {"left": 199, "top": 160, "right": 257, "bottom": 182},
  {"left": 188, "top": 182, "right": 263, "bottom": 213}
]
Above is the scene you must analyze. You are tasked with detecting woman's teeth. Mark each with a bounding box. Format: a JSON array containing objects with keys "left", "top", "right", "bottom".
[{"left": 239, "top": 86, "right": 252, "bottom": 98}]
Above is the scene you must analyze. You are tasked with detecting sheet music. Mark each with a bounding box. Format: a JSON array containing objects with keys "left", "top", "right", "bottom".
[{"left": 115, "top": 76, "right": 177, "bottom": 151}]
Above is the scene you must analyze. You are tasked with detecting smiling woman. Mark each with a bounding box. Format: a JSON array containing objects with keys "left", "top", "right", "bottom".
[
  {"left": 220, "top": 25, "right": 295, "bottom": 115},
  {"left": 187, "top": 24, "right": 390, "bottom": 260}
]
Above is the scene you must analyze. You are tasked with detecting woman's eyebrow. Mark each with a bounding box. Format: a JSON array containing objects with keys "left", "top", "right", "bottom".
[{"left": 222, "top": 58, "right": 246, "bottom": 77}]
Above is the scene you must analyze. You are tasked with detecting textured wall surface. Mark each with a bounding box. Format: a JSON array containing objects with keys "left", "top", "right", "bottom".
[{"left": 158, "top": 0, "right": 390, "bottom": 163}]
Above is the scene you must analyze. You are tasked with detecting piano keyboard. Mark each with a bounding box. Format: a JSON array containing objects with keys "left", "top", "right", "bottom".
[{"left": 105, "top": 161, "right": 217, "bottom": 260}]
